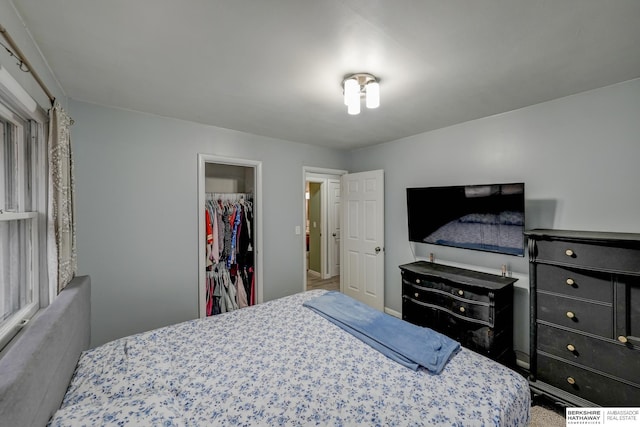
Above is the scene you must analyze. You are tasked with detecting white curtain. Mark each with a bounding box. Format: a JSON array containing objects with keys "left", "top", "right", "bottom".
[{"left": 47, "top": 102, "right": 76, "bottom": 293}]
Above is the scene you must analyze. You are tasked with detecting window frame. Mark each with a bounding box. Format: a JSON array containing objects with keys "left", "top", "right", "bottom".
[{"left": 0, "top": 69, "right": 48, "bottom": 350}]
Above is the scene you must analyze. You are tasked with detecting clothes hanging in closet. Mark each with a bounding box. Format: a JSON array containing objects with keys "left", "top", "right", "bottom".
[{"left": 204, "top": 193, "right": 254, "bottom": 316}]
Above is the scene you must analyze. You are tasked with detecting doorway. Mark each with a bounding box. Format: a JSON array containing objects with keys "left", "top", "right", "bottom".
[
  {"left": 302, "top": 167, "right": 346, "bottom": 293},
  {"left": 198, "top": 154, "right": 263, "bottom": 318}
]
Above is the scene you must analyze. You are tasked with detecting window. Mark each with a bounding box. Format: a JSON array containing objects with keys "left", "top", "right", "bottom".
[{"left": 0, "top": 87, "right": 45, "bottom": 350}]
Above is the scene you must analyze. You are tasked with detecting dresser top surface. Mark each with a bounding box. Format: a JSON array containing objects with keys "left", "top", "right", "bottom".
[
  {"left": 399, "top": 261, "right": 517, "bottom": 290},
  {"left": 525, "top": 229, "right": 640, "bottom": 243}
]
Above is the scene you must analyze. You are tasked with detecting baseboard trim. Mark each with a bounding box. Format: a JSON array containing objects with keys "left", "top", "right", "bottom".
[{"left": 384, "top": 307, "right": 401, "bottom": 318}]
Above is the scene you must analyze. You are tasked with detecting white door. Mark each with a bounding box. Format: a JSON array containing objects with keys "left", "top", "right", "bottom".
[
  {"left": 328, "top": 179, "right": 341, "bottom": 277},
  {"left": 341, "top": 170, "right": 384, "bottom": 311}
]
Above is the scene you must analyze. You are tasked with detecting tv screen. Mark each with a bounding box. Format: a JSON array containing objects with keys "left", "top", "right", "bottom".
[{"left": 406, "top": 183, "right": 525, "bottom": 256}]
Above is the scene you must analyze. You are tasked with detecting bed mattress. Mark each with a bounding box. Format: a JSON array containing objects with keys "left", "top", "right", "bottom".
[{"left": 49, "top": 290, "right": 530, "bottom": 426}]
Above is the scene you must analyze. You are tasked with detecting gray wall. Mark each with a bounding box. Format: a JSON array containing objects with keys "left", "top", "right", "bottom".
[
  {"left": 348, "top": 78, "right": 640, "bottom": 357},
  {"left": 70, "top": 100, "right": 348, "bottom": 347},
  {"left": 0, "top": 1, "right": 66, "bottom": 109}
]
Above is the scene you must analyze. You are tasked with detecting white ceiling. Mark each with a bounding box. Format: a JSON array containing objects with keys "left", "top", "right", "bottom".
[{"left": 12, "top": 0, "right": 640, "bottom": 150}]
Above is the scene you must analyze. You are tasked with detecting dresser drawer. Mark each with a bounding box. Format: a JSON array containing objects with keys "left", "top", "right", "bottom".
[
  {"left": 403, "top": 291, "right": 492, "bottom": 326},
  {"left": 537, "top": 293, "right": 612, "bottom": 337},
  {"left": 402, "top": 296, "right": 439, "bottom": 328},
  {"left": 537, "top": 324, "right": 640, "bottom": 386},
  {"left": 402, "top": 274, "right": 491, "bottom": 304},
  {"left": 537, "top": 354, "right": 640, "bottom": 406},
  {"left": 536, "top": 264, "right": 613, "bottom": 303},
  {"left": 442, "top": 313, "right": 511, "bottom": 359},
  {"left": 403, "top": 295, "right": 511, "bottom": 361},
  {"left": 535, "top": 239, "right": 640, "bottom": 273}
]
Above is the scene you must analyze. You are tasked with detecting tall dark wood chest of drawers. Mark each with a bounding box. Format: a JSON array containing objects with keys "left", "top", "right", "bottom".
[
  {"left": 526, "top": 229, "right": 640, "bottom": 407},
  {"left": 400, "top": 261, "right": 517, "bottom": 365}
]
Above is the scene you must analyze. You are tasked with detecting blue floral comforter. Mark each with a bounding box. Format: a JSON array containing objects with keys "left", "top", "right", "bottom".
[{"left": 49, "top": 290, "right": 530, "bottom": 426}]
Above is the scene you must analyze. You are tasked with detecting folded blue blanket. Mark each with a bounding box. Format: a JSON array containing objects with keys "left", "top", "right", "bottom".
[{"left": 303, "top": 291, "right": 460, "bottom": 373}]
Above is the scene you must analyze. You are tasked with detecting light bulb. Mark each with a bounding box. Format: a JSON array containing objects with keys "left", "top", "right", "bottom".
[
  {"left": 365, "top": 81, "right": 380, "bottom": 109},
  {"left": 347, "top": 99, "right": 361, "bottom": 115},
  {"left": 343, "top": 78, "right": 359, "bottom": 106}
]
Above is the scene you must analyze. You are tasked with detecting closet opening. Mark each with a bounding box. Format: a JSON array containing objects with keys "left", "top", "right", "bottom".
[
  {"left": 198, "top": 154, "right": 262, "bottom": 318},
  {"left": 303, "top": 167, "right": 346, "bottom": 293}
]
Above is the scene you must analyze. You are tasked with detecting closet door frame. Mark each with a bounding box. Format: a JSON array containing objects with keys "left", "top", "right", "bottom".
[{"left": 198, "top": 154, "right": 263, "bottom": 318}]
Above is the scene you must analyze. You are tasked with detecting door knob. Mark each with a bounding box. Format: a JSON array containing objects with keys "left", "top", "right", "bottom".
[
  {"left": 375, "top": 246, "right": 381, "bottom": 254},
  {"left": 332, "top": 233, "right": 337, "bottom": 237}
]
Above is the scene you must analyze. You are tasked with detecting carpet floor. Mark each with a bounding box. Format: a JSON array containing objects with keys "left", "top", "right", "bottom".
[{"left": 531, "top": 402, "right": 565, "bottom": 426}]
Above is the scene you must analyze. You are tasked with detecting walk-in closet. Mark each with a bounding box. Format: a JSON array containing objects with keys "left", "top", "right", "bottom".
[{"left": 198, "top": 156, "right": 261, "bottom": 318}]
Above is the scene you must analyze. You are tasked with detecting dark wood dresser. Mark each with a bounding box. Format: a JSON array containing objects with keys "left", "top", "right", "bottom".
[
  {"left": 526, "top": 229, "right": 640, "bottom": 407},
  {"left": 400, "top": 261, "right": 517, "bottom": 366}
]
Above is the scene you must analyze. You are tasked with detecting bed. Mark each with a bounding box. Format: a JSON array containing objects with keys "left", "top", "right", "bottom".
[
  {"left": 45, "top": 288, "right": 529, "bottom": 426},
  {"left": 0, "top": 275, "right": 91, "bottom": 427}
]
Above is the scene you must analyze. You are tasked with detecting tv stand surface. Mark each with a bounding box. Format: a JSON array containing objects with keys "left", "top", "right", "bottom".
[{"left": 399, "top": 261, "right": 517, "bottom": 366}]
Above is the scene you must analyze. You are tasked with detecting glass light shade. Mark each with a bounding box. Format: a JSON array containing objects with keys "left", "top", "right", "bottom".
[
  {"left": 343, "top": 78, "right": 359, "bottom": 106},
  {"left": 365, "top": 81, "right": 380, "bottom": 109},
  {"left": 347, "top": 99, "right": 361, "bottom": 115}
]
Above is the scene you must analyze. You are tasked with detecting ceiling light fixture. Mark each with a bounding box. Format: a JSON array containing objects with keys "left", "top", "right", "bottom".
[{"left": 342, "top": 73, "right": 380, "bottom": 115}]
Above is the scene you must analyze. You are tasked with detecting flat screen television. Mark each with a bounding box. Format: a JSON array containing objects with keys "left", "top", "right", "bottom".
[{"left": 406, "top": 183, "right": 525, "bottom": 256}]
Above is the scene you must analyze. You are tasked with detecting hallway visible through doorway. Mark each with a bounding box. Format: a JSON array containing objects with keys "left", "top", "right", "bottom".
[
  {"left": 303, "top": 167, "right": 346, "bottom": 294},
  {"left": 306, "top": 272, "right": 339, "bottom": 292},
  {"left": 304, "top": 168, "right": 340, "bottom": 290}
]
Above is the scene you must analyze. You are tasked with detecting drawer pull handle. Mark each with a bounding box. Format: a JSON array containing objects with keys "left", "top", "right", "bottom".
[
  {"left": 414, "top": 292, "right": 419, "bottom": 298},
  {"left": 566, "top": 278, "right": 575, "bottom": 286},
  {"left": 567, "top": 344, "right": 576, "bottom": 352},
  {"left": 459, "top": 306, "right": 465, "bottom": 313},
  {"left": 565, "top": 249, "right": 574, "bottom": 257},
  {"left": 618, "top": 335, "right": 628, "bottom": 344},
  {"left": 566, "top": 311, "right": 575, "bottom": 319},
  {"left": 457, "top": 290, "right": 464, "bottom": 296},
  {"left": 567, "top": 377, "right": 576, "bottom": 385},
  {"left": 415, "top": 279, "right": 420, "bottom": 284}
]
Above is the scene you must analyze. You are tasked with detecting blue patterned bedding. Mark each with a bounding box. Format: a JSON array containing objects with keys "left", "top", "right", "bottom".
[{"left": 49, "top": 290, "right": 530, "bottom": 426}]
